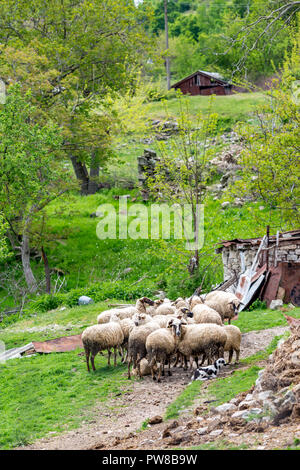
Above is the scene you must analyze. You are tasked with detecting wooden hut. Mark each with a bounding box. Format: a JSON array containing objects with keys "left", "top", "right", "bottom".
[{"left": 171, "top": 70, "right": 232, "bottom": 96}]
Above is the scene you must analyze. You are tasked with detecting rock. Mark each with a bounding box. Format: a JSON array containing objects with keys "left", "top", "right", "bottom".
[
  {"left": 232, "top": 410, "right": 251, "bottom": 420},
  {"left": 255, "top": 390, "right": 274, "bottom": 402},
  {"left": 221, "top": 201, "right": 230, "bottom": 209},
  {"left": 197, "top": 427, "right": 208, "bottom": 435},
  {"left": 239, "top": 399, "right": 258, "bottom": 410},
  {"left": 269, "top": 299, "right": 283, "bottom": 310},
  {"left": 209, "top": 429, "right": 223, "bottom": 437},
  {"left": 213, "top": 403, "right": 237, "bottom": 415},
  {"left": 148, "top": 415, "right": 163, "bottom": 425},
  {"left": 78, "top": 296, "right": 94, "bottom": 305}
]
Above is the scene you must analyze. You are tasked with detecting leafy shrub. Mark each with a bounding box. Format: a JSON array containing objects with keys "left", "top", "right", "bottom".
[{"left": 247, "top": 299, "right": 267, "bottom": 312}]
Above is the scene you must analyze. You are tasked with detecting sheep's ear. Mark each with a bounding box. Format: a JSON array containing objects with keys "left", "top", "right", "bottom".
[
  {"left": 167, "top": 319, "right": 174, "bottom": 328},
  {"left": 177, "top": 314, "right": 183, "bottom": 320}
]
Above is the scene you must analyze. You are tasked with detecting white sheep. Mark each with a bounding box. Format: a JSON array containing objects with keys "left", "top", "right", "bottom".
[
  {"left": 177, "top": 323, "right": 227, "bottom": 369},
  {"left": 127, "top": 316, "right": 160, "bottom": 379},
  {"left": 81, "top": 313, "right": 124, "bottom": 371},
  {"left": 204, "top": 291, "right": 242, "bottom": 324},
  {"left": 97, "top": 297, "right": 154, "bottom": 324},
  {"left": 145, "top": 299, "right": 164, "bottom": 316},
  {"left": 131, "top": 358, "right": 158, "bottom": 377},
  {"left": 192, "top": 303, "right": 223, "bottom": 325},
  {"left": 146, "top": 317, "right": 187, "bottom": 382},
  {"left": 153, "top": 300, "right": 176, "bottom": 316},
  {"left": 189, "top": 295, "right": 203, "bottom": 310},
  {"left": 223, "top": 324, "right": 242, "bottom": 363}
]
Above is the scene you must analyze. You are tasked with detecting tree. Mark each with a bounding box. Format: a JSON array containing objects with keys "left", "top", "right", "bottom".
[
  {"left": 228, "top": 40, "right": 300, "bottom": 226},
  {"left": 147, "top": 94, "right": 218, "bottom": 275},
  {"left": 0, "top": 0, "right": 151, "bottom": 193},
  {"left": 0, "top": 85, "right": 71, "bottom": 292}
]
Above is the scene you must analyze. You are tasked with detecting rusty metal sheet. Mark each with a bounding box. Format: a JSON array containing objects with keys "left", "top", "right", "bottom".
[
  {"left": 32, "top": 334, "right": 83, "bottom": 353},
  {"left": 261, "top": 265, "right": 282, "bottom": 307}
]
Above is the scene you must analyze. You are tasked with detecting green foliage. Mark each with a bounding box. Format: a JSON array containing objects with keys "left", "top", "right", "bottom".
[
  {"left": 247, "top": 299, "right": 267, "bottom": 312},
  {"left": 0, "top": 214, "right": 10, "bottom": 262},
  {"left": 228, "top": 69, "right": 300, "bottom": 226}
]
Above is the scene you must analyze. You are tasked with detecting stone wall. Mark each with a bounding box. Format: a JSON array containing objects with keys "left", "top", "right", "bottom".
[{"left": 221, "top": 242, "right": 300, "bottom": 280}]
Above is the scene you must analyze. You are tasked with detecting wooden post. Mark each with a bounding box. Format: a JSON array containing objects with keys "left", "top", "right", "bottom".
[{"left": 266, "top": 225, "right": 270, "bottom": 271}]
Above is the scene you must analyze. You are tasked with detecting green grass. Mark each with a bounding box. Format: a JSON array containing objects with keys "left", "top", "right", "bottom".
[
  {"left": 232, "top": 307, "right": 300, "bottom": 333},
  {"left": 0, "top": 350, "right": 129, "bottom": 449}
]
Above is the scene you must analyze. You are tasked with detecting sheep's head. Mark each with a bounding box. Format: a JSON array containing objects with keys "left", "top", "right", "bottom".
[
  {"left": 167, "top": 318, "right": 187, "bottom": 337},
  {"left": 229, "top": 298, "right": 242, "bottom": 315},
  {"left": 154, "top": 299, "right": 164, "bottom": 307},
  {"left": 178, "top": 307, "right": 193, "bottom": 318},
  {"left": 110, "top": 312, "right": 121, "bottom": 323},
  {"left": 140, "top": 297, "right": 155, "bottom": 306},
  {"left": 133, "top": 312, "right": 149, "bottom": 326}
]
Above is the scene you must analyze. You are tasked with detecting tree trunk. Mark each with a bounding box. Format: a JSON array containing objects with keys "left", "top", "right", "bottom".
[
  {"left": 88, "top": 152, "right": 100, "bottom": 195},
  {"left": 21, "top": 225, "right": 38, "bottom": 293},
  {"left": 70, "top": 156, "right": 89, "bottom": 195},
  {"left": 41, "top": 246, "right": 51, "bottom": 294}
]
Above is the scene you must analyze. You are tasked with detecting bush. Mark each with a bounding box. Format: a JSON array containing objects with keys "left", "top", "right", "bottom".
[{"left": 25, "top": 282, "right": 155, "bottom": 314}]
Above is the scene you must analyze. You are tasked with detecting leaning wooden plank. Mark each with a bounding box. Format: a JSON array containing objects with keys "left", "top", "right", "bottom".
[{"left": 0, "top": 342, "right": 35, "bottom": 362}]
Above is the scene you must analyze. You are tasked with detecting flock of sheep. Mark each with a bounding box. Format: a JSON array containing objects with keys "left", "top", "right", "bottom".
[{"left": 81, "top": 291, "right": 243, "bottom": 383}]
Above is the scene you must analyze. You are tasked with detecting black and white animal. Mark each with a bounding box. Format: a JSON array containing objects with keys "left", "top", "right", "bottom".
[{"left": 191, "top": 358, "right": 227, "bottom": 381}]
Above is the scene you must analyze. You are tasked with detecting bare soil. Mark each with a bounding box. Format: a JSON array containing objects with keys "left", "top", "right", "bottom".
[{"left": 18, "top": 325, "right": 292, "bottom": 451}]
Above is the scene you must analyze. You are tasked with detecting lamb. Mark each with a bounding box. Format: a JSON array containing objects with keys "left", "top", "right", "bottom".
[
  {"left": 223, "top": 324, "right": 242, "bottom": 363},
  {"left": 204, "top": 291, "right": 242, "bottom": 324},
  {"left": 131, "top": 358, "right": 157, "bottom": 377},
  {"left": 127, "top": 317, "right": 161, "bottom": 379},
  {"left": 146, "top": 317, "right": 187, "bottom": 382},
  {"left": 177, "top": 323, "right": 227, "bottom": 369},
  {"left": 81, "top": 313, "right": 124, "bottom": 372},
  {"left": 191, "top": 358, "right": 227, "bottom": 381},
  {"left": 97, "top": 297, "right": 154, "bottom": 324},
  {"left": 192, "top": 303, "right": 223, "bottom": 325}
]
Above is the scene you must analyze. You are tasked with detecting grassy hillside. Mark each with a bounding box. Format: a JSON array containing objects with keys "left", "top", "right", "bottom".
[
  {"left": 1, "top": 301, "right": 299, "bottom": 449},
  {"left": 0, "top": 91, "right": 281, "bottom": 314}
]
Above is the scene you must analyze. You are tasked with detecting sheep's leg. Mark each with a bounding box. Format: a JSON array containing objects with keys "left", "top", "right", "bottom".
[
  {"left": 122, "top": 348, "right": 128, "bottom": 364},
  {"left": 228, "top": 349, "right": 233, "bottom": 364},
  {"left": 183, "top": 355, "right": 188, "bottom": 371},
  {"left": 114, "top": 347, "right": 118, "bottom": 367},
  {"left": 85, "top": 348, "right": 90, "bottom": 372},
  {"left": 149, "top": 355, "right": 157, "bottom": 381},
  {"left": 107, "top": 348, "right": 111, "bottom": 367},
  {"left": 157, "top": 363, "right": 162, "bottom": 383},
  {"left": 91, "top": 353, "right": 96, "bottom": 371},
  {"left": 200, "top": 353, "right": 206, "bottom": 366},
  {"left": 136, "top": 356, "right": 143, "bottom": 378},
  {"left": 235, "top": 349, "right": 240, "bottom": 363},
  {"left": 127, "top": 356, "right": 132, "bottom": 379},
  {"left": 167, "top": 356, "right": 172, "bottom": 376}
]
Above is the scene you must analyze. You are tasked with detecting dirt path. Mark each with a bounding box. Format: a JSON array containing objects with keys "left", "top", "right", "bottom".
[{"left": 18, "top": 325, "right": 288, "bottom": 450}]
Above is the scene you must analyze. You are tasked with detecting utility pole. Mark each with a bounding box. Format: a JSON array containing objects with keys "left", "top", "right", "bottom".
[{"left": 164, "top": 0, "right": 170, "bottom": 90}]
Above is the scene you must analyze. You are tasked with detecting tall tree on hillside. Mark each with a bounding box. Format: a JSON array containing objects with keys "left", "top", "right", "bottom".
[
  {"left": 0, "top": 86, "right": 71, "bottom": 292},
  {"left": 0, "top": 0, "right": 151, "bottom": 194}
]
